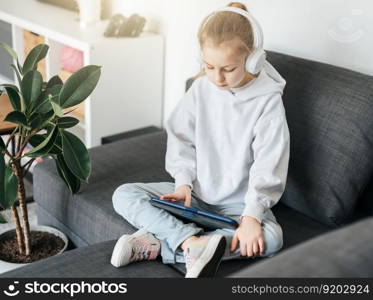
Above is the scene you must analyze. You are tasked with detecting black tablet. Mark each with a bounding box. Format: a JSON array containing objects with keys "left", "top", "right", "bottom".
[{"left": 149, "top": 197, "right": 239, "bottom": 230}]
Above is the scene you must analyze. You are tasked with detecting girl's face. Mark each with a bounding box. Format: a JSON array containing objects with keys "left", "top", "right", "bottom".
[{"left": 202, "top": 38, "right": 252, "bottom": 90}]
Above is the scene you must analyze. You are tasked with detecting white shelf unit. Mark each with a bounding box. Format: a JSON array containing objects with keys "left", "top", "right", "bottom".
[{"left": 0, "top": 0, "right": 164, "bottom": 148}]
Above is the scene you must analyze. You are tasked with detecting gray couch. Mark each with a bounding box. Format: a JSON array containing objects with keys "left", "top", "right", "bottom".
[{"left": 2, "top": 51, "right": 373, "bottom": 278}]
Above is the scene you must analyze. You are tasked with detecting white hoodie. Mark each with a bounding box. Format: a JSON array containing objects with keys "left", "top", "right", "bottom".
[{"left": 165, "top": 61, "right": 290, "bottom": 223}]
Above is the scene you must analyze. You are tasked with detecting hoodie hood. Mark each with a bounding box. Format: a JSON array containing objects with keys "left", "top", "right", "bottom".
[{"left": 229, "top": 61, "right": 286, "bottom": 101}]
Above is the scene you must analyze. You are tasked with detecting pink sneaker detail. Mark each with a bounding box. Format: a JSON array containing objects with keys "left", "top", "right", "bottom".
[{"left": 129, "top": 235, "right": 161, "bottom": 262}]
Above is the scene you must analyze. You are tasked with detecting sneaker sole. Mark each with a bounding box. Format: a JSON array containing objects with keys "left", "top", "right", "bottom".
[
  {"left": 110, "top": 227, "right": 150, "bottom": 268},
  {"left": 185, "top": 235, "right": 227, "bottom": 278}
]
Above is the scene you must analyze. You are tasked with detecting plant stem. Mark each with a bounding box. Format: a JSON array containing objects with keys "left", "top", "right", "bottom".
[
  {"left": 10, "top": 204, "right": 25, "bottom": 255},
  {"left": 3, "top": 148, "right": 13, "bottom": 160},
  {"left": 23, "top": 158, "right": 36, "bottom": 177},
  {"left": 15, "top": 129, "right": 38, "bottom": 160},
  {"left": 17, "top": 127, "right": 22, "bottom": 156},
  {"left": 63, "top": 108, "right": 77, "bottom": 115},
  {"left": 4, "top": 125, "right": 47, "bottom": 256},
  {"left": 12, "top": 161, "right": 31, "bottom": 256},
  {"left": 22, "top": 157, "right": 35, "bottom": 170},
  {"left": 4, "top": 126, "right": 19, "bottom": 150}
]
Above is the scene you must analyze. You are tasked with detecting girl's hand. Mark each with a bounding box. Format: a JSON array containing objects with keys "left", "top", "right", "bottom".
[
  {"left": 230, "top": 216, "right": 265, "bottom": 257},
  {"left": 160, "top": 184, "right": 192, "bottom": 207}
]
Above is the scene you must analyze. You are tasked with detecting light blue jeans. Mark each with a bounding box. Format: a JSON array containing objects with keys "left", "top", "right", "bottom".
[{"left": 112, "top": 182, "right": 283, "bottom": 264}]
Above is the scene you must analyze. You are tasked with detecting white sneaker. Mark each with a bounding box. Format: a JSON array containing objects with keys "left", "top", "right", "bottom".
[
  {"left": 184, "top": 234, "right": 226, "bottom": 278},
  {"left": 111, "top": 228, "right": 161, "bottom": 268}
]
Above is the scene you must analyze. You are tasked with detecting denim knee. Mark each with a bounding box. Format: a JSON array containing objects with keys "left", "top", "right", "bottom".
[
  {"left": 263, "top": 224, "right": 283, "bottom": 257},
  {"left": 112, "top": 183, "right": 140, "bottom": 214}
]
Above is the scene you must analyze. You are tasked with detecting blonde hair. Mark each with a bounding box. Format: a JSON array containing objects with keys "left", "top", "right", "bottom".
[{"left": 193, "top": 2, "right": 254, "bottom": 80}]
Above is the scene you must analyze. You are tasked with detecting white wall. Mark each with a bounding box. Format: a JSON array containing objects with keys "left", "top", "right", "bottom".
[{"left": 111, "top": 0, "right": 373, "bottom": 126}]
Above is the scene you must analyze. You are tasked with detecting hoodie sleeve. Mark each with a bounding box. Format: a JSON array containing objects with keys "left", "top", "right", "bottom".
[
  {"left": 165, "top": 85, "right": 197, "bottom": 190},
  {"left": 241, "top": 101, "right": 290, "bottom": 224}
]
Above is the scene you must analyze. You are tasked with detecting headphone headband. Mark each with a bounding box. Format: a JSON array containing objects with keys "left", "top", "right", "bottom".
[{"left": 203, "top": 6, "right": 264, "bottom": 50}]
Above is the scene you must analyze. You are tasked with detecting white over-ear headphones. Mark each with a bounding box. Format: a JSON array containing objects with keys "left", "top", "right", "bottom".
[{"left": 201, "top": 6, "right": 266, "bottom": 74}]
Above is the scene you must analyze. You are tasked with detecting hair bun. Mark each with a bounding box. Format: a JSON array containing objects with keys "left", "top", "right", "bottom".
[{"left": 227, "top": 2, "right": 248, "bottom": 11}]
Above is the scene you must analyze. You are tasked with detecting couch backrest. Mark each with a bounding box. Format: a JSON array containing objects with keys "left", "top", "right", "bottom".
[
  {"left": 186, "top": 51, "right": 373, "bottom": 227},
  {"left": 266, "top": 51, "right": 373, "bottom": 226}
]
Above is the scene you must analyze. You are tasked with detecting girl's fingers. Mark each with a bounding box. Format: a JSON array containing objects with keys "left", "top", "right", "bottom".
[
  {"left": 245, "top": 242, "right": 253, "bottom": 257},
  {"left": 161, "top": 193, "right": 191, "bottom": 204},
  {"left": 161, "top": 194, "right": 177, "bottom": 201},
  {"left": 252, "top": 241, "right": 259, "bottom": 257},
  {"left": 230, "top": 233, "right": 238, "bottom": 252},
  {"left": 184, "top": 195, "right": 192, "bottom": 207},
  {"left": 240, "top": 240, "right": 247, "bottom": 256},
  {"left": 258, "top": 238, "right": 265, "bottom": 255}
]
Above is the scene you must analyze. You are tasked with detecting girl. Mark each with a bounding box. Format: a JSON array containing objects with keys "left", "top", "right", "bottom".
[{"left": 110, "top": 2, "right": 290, "bottom": 278}]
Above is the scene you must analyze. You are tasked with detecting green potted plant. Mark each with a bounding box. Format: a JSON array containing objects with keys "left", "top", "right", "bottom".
[{"left": 0, "top": 42, "right": 101, "bottom": 271}]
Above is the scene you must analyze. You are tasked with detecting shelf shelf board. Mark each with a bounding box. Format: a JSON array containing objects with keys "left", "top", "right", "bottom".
[{"left": 0, "top": 0, "right": 157, "bottom": 52}]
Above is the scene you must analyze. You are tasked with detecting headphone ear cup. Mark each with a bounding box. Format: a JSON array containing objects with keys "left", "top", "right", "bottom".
[{"left": 245, "top": 49, "right": 266, "bottom": 74}]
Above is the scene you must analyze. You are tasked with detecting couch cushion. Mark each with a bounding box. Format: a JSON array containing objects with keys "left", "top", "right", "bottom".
[
  {"left": 33, "top": 131, "right": 173, "bottom": 246},
  {"left": 229, "top": 216, "right": 373, "bottom": 277},
  {"left": 0, "top": 240, "right": 183, "bottom": 278},
  {"left": 267, "top": 51, "right": 373, "bottom": 227}
]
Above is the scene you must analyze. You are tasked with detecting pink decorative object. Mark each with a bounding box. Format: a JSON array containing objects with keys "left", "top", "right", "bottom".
[{"left": 60, "top": 46, "right": 84, "bottom": 73}]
